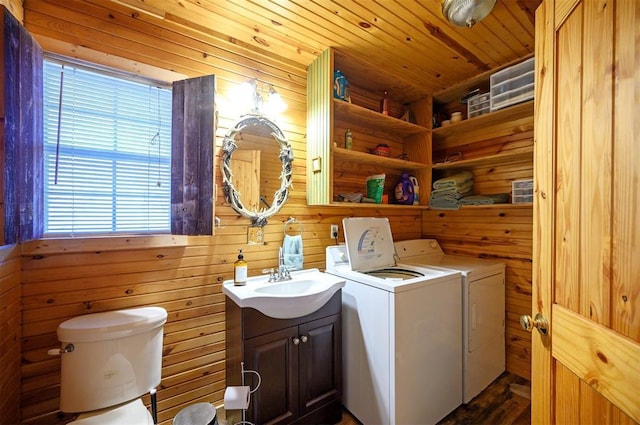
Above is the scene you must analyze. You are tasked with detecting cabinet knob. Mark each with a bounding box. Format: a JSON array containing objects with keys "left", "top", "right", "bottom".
[
  {"left": 292, "top": 337, "right": 300, "bottom": 345},
  {"left": 301, "top": 335, "right": 308, "bottom": 343}
]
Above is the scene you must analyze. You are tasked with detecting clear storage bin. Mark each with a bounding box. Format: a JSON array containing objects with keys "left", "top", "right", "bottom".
[
  {"left": 512, "top": 179, "right": 534, "bottom": 204},
  {"left": 490, "top": 57, "right": 535, "bottom": 111},
  {"left": 467, "top": 93, "right": 491, "bottom": 118}
]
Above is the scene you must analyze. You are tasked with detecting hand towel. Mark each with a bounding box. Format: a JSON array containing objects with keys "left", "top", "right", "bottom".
[
  {"left": 433, "top": 171, "right": 474, "bottom": 189},
  {"left": 283, "top": 234, "right": 303, "bottom": 271}
]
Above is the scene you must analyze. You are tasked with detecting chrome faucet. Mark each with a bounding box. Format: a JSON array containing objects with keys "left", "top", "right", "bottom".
[
  {"left": 262, "top": 247, "right": 292, "bottom": 282},
  {"left": 277, "top": 247, "right": 291, "bottom": 281}
]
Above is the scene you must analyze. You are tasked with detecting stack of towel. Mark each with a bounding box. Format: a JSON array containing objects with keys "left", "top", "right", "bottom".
[{"left": 429, "top": 171, "right": 474, "bottom": 209}]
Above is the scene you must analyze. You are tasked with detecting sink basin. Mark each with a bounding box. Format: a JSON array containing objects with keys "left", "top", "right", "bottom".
[{"left": 222, "top": 268, "right": 345, "bottom": 319}]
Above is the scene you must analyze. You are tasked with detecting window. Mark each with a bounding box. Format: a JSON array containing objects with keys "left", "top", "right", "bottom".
[{"left": 43, "top": 59, "right": 172, "bottom": 236}]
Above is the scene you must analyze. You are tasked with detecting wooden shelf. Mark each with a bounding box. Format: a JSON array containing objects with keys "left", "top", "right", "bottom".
[
  {"left": 432, "top": 148, "right": 533, "bottom": 170},
  {"left": 328, "top": 202, "right": 429, "bottom": 209},
  {"left": 333, "top": 147, "right": 428, "bottom": 171},
  {"left": 432, "top": 101, "right": 534, "bottom": 140},
  {"left": 333, "top": 99, "right": 428, "bottom": 136},
  {"left": 457, "top": 203, "right": 533, "bottom": 209},
  {"left": 433, "top": 53, "right": 535, "bottom": 106},
  {"left": 307, "top": 48, "right": 432, "bottom": 206}
]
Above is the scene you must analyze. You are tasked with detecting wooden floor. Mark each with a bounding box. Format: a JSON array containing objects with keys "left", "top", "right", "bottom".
[{"left": 339, "top": 372, "right": 531, "bottom": 425}]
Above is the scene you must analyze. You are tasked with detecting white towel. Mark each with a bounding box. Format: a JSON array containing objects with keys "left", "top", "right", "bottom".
[{"left": 283, "top": 234, "right": 304, "bottom": 271}]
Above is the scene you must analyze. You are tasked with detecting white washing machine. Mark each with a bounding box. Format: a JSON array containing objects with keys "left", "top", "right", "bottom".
[
  {"left": 394, "top": 239, "right": 506, "bottom": 404},
  {"left": 325, "top": 217, "right": 463, "bottom": 425}
]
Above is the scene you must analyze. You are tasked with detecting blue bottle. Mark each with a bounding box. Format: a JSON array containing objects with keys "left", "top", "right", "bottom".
[
  {"left": 334, "top": 69, "right": 349, "bottom": 101},
  {"left": 394, "top": 173, "right": 415, "bottom": 205}
]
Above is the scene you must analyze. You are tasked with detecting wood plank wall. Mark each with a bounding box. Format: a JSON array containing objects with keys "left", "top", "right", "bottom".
[
  {"left": 0, "top": 244, "right": 21, "bottom": 425},
  {"left": 11, "top": 2, "right": 424, "bottom": 424},
  {"left": 0, "top": 1, "right": 530, "bottom": 423}
]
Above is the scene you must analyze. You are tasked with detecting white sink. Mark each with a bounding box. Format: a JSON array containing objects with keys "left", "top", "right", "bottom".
[{"left": 222, "top": 268, "right": 345, "bottom": 319}]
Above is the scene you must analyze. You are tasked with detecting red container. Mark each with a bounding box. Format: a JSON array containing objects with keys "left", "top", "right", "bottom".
[{"left": 372, "top": 144, "right": 391, "bottom": 157}]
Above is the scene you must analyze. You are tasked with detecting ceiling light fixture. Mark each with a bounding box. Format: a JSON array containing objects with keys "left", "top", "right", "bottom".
[{"left": 442, "top": 0, "right": 497, "bottom": 28}]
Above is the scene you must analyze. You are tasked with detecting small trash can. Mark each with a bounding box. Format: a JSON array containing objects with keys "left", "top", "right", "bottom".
[{"left": 173, "top": 402, "right": 218, "bottom": 425}]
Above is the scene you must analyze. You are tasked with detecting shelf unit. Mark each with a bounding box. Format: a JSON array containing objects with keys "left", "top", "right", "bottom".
[
  {"left": 432, "top": 101, "right": 533, "bottom": 141},
  {"left": 333, "top": 100, "right": 428, "bottom": 136},
  {"left": 307, "top": 48, "right": 432, "bottom": 207},
  {"left": 431, "top": 93, "right": 534, "bottom": 202},
  {"left": 432, "top": 149, "right": 533, "bottom": 170}
]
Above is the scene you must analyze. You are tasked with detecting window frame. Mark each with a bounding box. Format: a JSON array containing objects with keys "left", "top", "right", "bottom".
[{"left": 42, "top": 55, "right": 175, "bottom": 238}]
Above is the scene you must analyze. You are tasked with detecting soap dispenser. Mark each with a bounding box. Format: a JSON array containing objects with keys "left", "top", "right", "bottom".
[{"left": 234, "top": 249, "right": 248, "bottom": 286}]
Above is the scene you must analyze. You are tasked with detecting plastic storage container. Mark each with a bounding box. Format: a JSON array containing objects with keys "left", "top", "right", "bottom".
[
  {"left": 512, "top": 179, "right": 534, "bottom": 204},
  {"left": 467, "top": 93, "right": 491, "bottom": 118},
  {"left": 490, "top": 57, "right": 535, "bottom": 111}
]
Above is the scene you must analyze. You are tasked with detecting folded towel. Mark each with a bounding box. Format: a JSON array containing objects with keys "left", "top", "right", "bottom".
[
  {"left": 429, "top": 198, "right": 461, "bottom": 210},
  {"left": 433, "top": 171, "right": 474, "bottom": 189},
  {"left": 459, "top": 193, "right": 510, "bottom": 205},
  {"left": 283, "top": 234, "right": 303, "bottom": 270},
  {"left": 430, "top": 181, "right": 474, "bottom": 198},
  {"left": 431, "top": 191, "right": 473, "bottom": 203}
]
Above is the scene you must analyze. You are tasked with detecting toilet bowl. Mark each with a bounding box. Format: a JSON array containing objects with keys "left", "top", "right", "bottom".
[{"left": 53, "top": 306, "right": 168, "bottom": 425}]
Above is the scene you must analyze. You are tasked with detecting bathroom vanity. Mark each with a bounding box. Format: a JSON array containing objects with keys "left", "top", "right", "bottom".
[{"left": 225, "top": 291, "right": 342, "bottom": 424}]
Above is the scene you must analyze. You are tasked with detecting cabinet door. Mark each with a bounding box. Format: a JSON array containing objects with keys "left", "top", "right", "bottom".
[
  {"left": 244, "top": 326, "right": 299, "bottom": 425},
  {"left": 297, "top": 314, "right": 342, "bottom": 418}
]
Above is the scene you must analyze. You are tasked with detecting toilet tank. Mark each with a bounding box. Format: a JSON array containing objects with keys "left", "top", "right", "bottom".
[{"left": 56, "top": 306, "right": 168, "bottom": 413}]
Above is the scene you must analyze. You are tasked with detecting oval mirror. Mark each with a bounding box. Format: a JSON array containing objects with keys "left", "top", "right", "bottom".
[{"left": 222, "top": 114, "right": 293, "bottom": 226}]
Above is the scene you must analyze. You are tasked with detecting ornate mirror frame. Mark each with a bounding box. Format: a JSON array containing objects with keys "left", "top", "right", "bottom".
[{"left": 222, "top": 114, "right": 293, "bottom": 227}]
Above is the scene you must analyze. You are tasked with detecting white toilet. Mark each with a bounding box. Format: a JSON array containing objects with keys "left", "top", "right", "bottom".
[{"left": 53, "top": 306, "right": 168, "bottom": 424}]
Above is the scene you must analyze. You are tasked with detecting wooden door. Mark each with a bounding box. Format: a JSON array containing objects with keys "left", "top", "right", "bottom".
[
  {"left": 230, "top": 149, "right": 261, "bottom": 211},
  {"left": 533, "top": 0, "right": 639, "bottom": 423}
]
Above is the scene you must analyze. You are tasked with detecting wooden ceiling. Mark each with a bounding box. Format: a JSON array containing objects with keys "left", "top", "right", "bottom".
[
  {"left": 25, "top": 0, "right": 539, "bottom": 104},
  {"left": 111, "top": 0, "right": 538, "bottom": 100}
]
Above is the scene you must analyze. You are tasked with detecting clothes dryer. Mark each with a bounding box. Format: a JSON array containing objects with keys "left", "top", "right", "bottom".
[
  {"left": 394, "top": 239, "right": 505, "bottom": 404},
  {"left": 325, "top": 218, "right": 463, "bottom": 425}
]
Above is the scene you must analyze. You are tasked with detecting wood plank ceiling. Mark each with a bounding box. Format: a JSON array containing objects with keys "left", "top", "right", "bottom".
[{"left": 109, "top": 0, "right": 539, "bottom": 103}]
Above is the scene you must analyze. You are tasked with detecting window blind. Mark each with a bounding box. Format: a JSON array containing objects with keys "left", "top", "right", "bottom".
[{"left": 43, "top": 60, "right": 172, "bottom": 236}]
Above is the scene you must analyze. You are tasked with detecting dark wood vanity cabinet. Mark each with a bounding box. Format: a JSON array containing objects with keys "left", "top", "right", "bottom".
[{"left": 226, "top": 291, "right": 342, "bottom": 425}]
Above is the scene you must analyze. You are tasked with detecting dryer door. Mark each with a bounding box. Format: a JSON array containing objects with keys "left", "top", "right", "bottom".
[
  {"left": 465, "top": 273, "right": 506, "bottom": 403},
  {"left": 467, "top": 274, "right": 505, "bottom": 353}
]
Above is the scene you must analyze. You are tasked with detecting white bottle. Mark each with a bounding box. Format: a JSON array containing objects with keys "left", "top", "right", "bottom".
[
  {"left": 409, "top": 176, "right": 420, "bottom": 205},
  {"left": 234, "top": 249, "right": 247, "bottom": 286}
]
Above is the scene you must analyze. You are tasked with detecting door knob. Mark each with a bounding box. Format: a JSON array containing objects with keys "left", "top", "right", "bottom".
[
  {"left": 292, "top": 337, "right": 300, "bottom": 345},
  {"left": 300, "top": 335, "right": 308, "bottom": 343},
  {"left": 520, "top": 313, "right": 549, "bottom": 335}
]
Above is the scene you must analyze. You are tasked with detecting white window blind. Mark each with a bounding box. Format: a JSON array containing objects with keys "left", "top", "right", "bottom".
[{"left": 43, "top": 60, "right": 172, "bottom": 236}]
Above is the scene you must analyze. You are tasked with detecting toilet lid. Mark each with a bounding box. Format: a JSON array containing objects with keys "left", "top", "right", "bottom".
[{"left": 70, "top": 399, "right": 153, "bottom": 425}]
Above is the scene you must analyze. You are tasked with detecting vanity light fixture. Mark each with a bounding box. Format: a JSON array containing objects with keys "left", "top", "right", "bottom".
[{"left": 237, "top": 78, "right": 287, "bottom": 116}]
